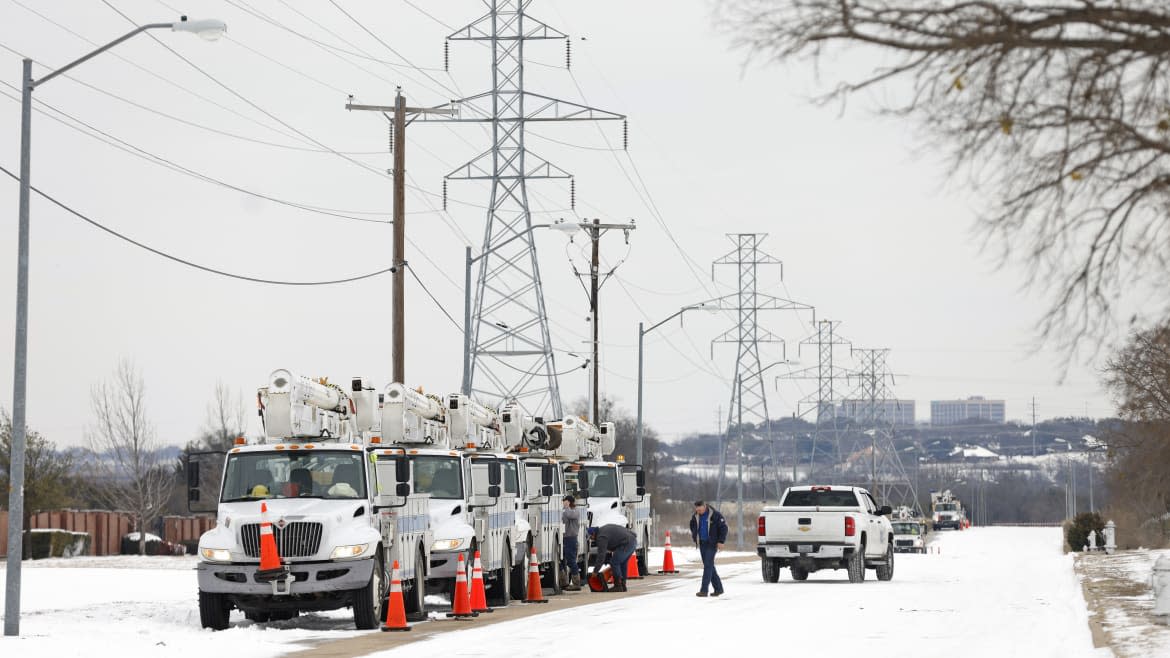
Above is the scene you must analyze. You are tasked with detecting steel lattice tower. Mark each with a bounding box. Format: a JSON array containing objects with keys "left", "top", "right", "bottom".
[
  {"left": 434, "top": 1, "right": 624, "bottom": 417},
  {"left": 777, "top": 319, "right": 854, "bottom": 482},
  {"left": 848, "top": 348, "right": 921, "bottom": 515},
  {"left": 704, "top": 234, "right": 813, "bottom": 549}
]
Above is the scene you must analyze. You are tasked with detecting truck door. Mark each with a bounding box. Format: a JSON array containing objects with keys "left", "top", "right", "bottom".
[{"left": 185, "top": 451, "right": 225, "bottom": 514}]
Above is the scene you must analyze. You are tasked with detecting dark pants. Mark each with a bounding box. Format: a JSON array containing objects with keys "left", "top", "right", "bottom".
[
  {"left": 699, "top": 541, "right": 723, "bottom": 594},
  {"left": 610, "top": 542, "right": 637, "bottom": 582},
  {"left": 564, "top": 536, "right": 579, "bottom": 575}
]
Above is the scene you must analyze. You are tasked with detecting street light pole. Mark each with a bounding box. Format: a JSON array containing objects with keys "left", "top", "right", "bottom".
[{"left": 4, "top": 17, "right": 225, "bottom": 638}]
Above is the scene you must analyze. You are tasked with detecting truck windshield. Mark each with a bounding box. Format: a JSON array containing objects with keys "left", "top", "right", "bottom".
[
  {"left": 412, "top": 455, "right": 464, "bottom": 499},
  {"left": 781, "top": 490, "right": 859, "bottom": 507},
  {"left": 581, "top": 466, "right": 618, "bottom": 498},
  {"left": 222, "top": 451, "right": 366, "bottom": 501},
  {"left": 891, "top": 523, "right": 920, "bottom": 535},
  {"left": 936, "top": 503, "right": 957, "bottom": 511}
]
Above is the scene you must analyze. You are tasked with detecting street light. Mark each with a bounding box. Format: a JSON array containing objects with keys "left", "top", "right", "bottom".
[
  {"left": 5, "top": 15, "right": 225, "bottom": 638},
  {"left": 634, "top": 302, "right": 720, "bottom": 465},
  {"left": 462, "top": 222, "right": 581, "bottom": 398}
]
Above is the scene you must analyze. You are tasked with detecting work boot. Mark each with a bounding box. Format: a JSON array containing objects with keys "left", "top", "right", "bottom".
[
  {"left": 615, "top": 578, "right": 627, "bottom": 593},
  {"left": 566, "top": 573, "right": 581, "bottom": 591}
]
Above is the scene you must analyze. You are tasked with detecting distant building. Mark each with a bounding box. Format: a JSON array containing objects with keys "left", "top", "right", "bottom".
[
  {"left": 930, "top": 396, "right": 1006, "bottom": 426},
  {"left": 826, "top": 399, "right": 916, "bottom": 426}
]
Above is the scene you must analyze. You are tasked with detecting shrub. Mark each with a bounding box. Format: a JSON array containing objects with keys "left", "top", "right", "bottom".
[
  {"left": 24, "top": 530, "right": 90, "bottom": 559},
  {"left": 1065, "top": 512, "right": 1105, "bottom": 552}
]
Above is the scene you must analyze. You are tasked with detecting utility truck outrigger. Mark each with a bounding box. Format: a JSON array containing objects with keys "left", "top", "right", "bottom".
[{"left": 191, "top": 370, "right": 431, "bottom": 630}]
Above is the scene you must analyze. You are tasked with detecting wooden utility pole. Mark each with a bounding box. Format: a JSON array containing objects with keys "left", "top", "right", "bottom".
[
  {"left": 346, "top": 90, "right": 456, "bottom": 383},
  {"left": 576, "top": 218, "right": 635, "bottom": 423}
]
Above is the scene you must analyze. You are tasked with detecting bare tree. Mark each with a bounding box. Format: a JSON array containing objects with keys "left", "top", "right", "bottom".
[
  {"left": 200, "top": 380, "right": 247, "bottom": 453},
  {"left": 86, "top": 360, "right": 171, "bottom": 555},
  {"left": 718, "top": 1, "right": 1170, "bottom": 354}
]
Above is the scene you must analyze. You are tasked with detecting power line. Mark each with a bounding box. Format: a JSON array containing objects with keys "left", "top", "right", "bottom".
[{"left": 0, "top": 164, "right": 394, "bottom": 286}]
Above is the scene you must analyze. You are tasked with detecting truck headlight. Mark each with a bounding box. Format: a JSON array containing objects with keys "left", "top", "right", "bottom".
[
  {"left": 431, "top": 538, "right": 467, "bottom": 552},
  {"left": 330, "top": 543, "right": 370, "bottom": 560},
  {"left": 200, "top": 548, "right": 231, "bottom": 563}
]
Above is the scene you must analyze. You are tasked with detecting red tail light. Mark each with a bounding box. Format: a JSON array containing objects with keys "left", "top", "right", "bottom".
[
  {"left": 757, "top": 516, "right": 766, "bottom": 536},
  {"left": 845, "top": 516, "right": 855, "bottom": 537}
]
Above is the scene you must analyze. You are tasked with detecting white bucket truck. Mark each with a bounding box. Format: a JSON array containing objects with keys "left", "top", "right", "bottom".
[
  {"left": 190, "top": 370, "right": 431, "bottom": 630},
  {"left": 381, "top": 384, "right": 530, "bottom": 604}
]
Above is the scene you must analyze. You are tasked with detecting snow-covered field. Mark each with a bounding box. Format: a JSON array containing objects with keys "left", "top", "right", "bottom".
[{"left": 0, "top": 528, "right": 1133, "bottom": 657}]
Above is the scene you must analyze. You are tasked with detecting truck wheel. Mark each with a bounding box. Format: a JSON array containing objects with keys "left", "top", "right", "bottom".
[
  {"left": 404, "top": 546, "right": 427, "bottom": 621},
  {"left": 488, "top": 545, "right": 512, "bottom": 607},
  {"left": 352, "top": 556, "right": 384, "bottom": 630},
  {"left": 790, "top": 565, "right": 809, "bottom": 581},
  {"left": 511, "top": 542, "right": 530, "bottom": 601},
  {"left": 761, "top": 558, "right": 779, "bottom": 583},
  {"left": 198, "top": 590, "right": 231, "bottom": 631},
  {"left": 636, "top": 530, "right": 649, "bottom": 576},
  {"left": 847, "top": 547, "right": 865, "bottom": 583},
  {"left": 876, "top": 544, "right": 895, "bottom": 582},
  {"left": 542, "top": 536, "right": 562, "bottom": 595}
]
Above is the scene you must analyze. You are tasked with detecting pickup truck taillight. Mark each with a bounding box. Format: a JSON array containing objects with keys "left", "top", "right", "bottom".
[
  {"left": 757, "top": 516, "right": 766, "bottom": 536},
  {"left": 844, "top": 516, "right": 855, "bottom": 537}
]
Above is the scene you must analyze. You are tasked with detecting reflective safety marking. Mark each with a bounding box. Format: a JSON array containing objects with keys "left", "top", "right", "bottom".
[
  {"left": 635, "top": 506, "right": 651, "bottom": 520},
  {"left": 395, "top": 514, "right": 428, "bottom": 535}
]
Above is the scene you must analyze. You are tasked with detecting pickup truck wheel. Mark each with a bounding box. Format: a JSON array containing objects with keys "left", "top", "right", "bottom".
[
  {"left": 488, "top": 545, "right": 512, "bottom": 607},
  {"left": 636, "top": 530, "right": 650, "bottom": 576},
  {"left": 847, "top": 547, "right": 865, "bottom": 583},
  {"left": 404, "top": 545, "right": 427, "bottom": 620},
  {"left": 761, "top": 557, "right": 780, "bottom": 583},
  {"left": 352, "top": 555, "right": 384, "bottom": 630},
  {"left": 198, "top": 590, "right": 231, "bottom": 631},
  {"left": 876, "top": 544, "right": 895, "bottom": 581},
  {"left": 790, "top": 565, "right": 809, "bottom": 581}
]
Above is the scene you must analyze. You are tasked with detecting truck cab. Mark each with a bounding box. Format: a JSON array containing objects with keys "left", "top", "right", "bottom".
[{"left": 192, "top": 370, "right": 431, "bottom": 631}]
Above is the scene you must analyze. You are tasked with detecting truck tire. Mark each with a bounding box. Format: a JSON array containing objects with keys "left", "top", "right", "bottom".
[
  {"left": 404, "top": 545, "right": 427, "bottom": 621},
  {"left": 761, "top": 557, "right": 779, "bottom": 583},
  {"left": 511, "top": 541, "right": 530, "bottom": 601},
  {"left": 847, "top": 547, "right": 865, "bottom": 583},
  {"left": 198, "top": 590, "right": 231, "bottom": 631},
  {"left": 542, "top": 536, "right": 562, "bottom": 595},
  {"left": 790, "top": 565, "right": 809, "bottom": 581},
  {"left": 876, "top": 544, "right": 895, "bottom": 581},
  {"left": 352, "top": 555, "right": 384, "bottom": 630},
  {"left": 488, "top": 545, "right": 512, "bottom": 607},
  {"left": 636, "top": 530, "right": 649, "bottom": 576}
]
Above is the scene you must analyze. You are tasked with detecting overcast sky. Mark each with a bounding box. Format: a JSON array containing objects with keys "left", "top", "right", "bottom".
[{"left": 0, "top": 0, "right": 1117, "bottom": 448}]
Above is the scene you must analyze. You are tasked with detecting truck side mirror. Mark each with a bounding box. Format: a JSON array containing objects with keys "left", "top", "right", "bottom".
[
  {"left": 542, "top": 464, "right": 555, "bottom": 486},
  {"left": 188, "top": 489, "right": 200, "bottom": 502},
  {"left": 541, "top": 485, "right": 553, "bottom": 497},
  {"left": 188, "top": 462, "right": 200, "bottom": 488},
  {"left": 636, "top": 486, "right": 646, "bottom": 497},
  {"left": 577, "top": 488, "right": 589, "bottom": 500},
  {"left": 396, "top": 482, "right": 410, "bottom": 497},
  {"left": 488, "top": 461, "right": 502, "bottom": 486},
  {"left": 636, "top": 469, "right": 646, "bottom": 487},
  {"left": 488, "top": 484, "right": 501, "bottom": 498},
  {"left": 879, "top": 505, "right": 892, "bottom": 516},
  {"left": 186, "top": 451, "right": 224, "bottom": 514},
  {"left": 396, "top": 458, "right": 410, "bottom": 483}
]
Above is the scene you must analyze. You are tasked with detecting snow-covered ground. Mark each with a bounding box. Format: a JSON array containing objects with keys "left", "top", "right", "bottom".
[
  {"left": 1078, "top": 548, "right": 1170, "bottom": 658},
  {"left": 0, "top": 529, "right": 1119, "bottom": 657}
]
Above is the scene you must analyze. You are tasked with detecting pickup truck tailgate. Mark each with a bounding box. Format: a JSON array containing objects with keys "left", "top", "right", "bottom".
[{"left": 763, "top": 508, "right": 851, "bottom": 544}]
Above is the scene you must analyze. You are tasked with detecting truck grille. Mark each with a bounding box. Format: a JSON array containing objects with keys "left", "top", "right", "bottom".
[
  {"left": 895, "top": 539, "right": 914, "bottom": 547},
  {"left": 240, "top": 522, "right": 323, "bottom": 558}
]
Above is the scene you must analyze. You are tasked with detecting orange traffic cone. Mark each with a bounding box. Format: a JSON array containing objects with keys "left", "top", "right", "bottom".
[
  {"left": 447, "top": 553, "right": 476, "bottom": 618},
  {"left": 626, "top": 550, "right": 643, "bottom": 580},
  {"left": 588, "top": 564, "right": 614, "bottom": 592},
  {"left": 381, "top": 560, "right": 411, "bottom": 632},
  {"left": 256, "top": 502, "right": 288, "bottom": 582},
  {"left": 658, "top": 531, "right": 679, "bottom": 574},
  {"left": 525, "top": 547, "right": 548, "bottom": 603},
  {"left": 469, "top": 550, "right": 492, "bottom": 613}
]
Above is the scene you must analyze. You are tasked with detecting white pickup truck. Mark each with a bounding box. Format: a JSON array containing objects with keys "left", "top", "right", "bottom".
[{"left": 756, "top": 485, "right": 895, "bottom": 583}]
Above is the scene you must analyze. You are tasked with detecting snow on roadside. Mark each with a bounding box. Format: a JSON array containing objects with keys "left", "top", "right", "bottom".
[
  {"left": 364, "top": 528, "right": 1110, "bottom": 658},
  {"left": 1077, "top": 548, "right": 1170, "bottom": 658}
]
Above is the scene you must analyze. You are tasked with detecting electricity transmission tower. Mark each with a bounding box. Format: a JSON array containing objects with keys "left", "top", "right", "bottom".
[
  {"left": 701, "top": 234, "right": 813, "bottom": 549},
  {"left": 848, "top": 348, "right": 921, "bottom": 515},
  {"left": 776, "top": 319, "right": 854, "bottom": 483},
  {"left": 426, "top": 1, "right": 625, "bottom": 417}
]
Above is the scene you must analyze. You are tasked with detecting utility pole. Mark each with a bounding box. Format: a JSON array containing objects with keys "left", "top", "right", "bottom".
[
  {"left": 572, "top": 219, "right": 635, "bottom": 423},
  {"left": 346, "top": 89, "right": 455, "bottom": 383},
  {"left": 1031, "top": 397, "right": 1037, "bottom": 457}
]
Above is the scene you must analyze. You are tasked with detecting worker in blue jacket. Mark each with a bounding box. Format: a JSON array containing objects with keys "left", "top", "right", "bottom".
[{"left": 689, "top": 500, "right": 728, "bottom": 597}]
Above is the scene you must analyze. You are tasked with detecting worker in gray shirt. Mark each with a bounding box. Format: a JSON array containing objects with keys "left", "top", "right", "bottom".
[
  {"left": 591, "top": 523, "right": 637, "bottom": 592},
  {"left": 562, "top": 495, "right": 582, "bottom": 591}
]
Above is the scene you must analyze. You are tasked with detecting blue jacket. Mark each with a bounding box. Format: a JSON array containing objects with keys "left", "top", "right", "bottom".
[{"left": 690, "top": 508, "right": 728, "bottom": 545}]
